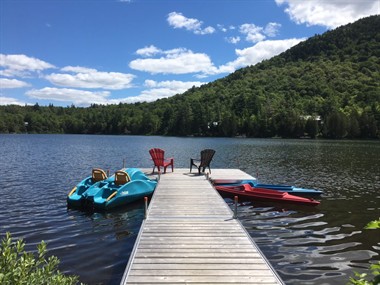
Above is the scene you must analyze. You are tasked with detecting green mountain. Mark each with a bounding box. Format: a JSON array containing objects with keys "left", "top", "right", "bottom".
[{"left": 1, "top": 15, "right": 379, "bottom": 138}]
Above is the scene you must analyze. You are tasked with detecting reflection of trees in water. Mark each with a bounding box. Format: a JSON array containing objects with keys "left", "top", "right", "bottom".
[{"left": 86, "top": 200, "right": 145, "bottom": 240}]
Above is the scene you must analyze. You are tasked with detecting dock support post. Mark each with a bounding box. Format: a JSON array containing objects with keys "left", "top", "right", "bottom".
[
  {"left": 206, "top": 172, "right": 210, "bottom": 180},
  {"left": 123, "top": 159, "right": 126, "bottom": 168},
  {"left": 144, "top": 197, "right": 148, "bottom": 219},
  {"left": 233, "top": 196, "right": 238, "bottom": 219}
]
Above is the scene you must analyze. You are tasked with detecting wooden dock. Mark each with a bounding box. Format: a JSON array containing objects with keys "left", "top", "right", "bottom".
[{"left": 120, "top": 169, "right": 284, "bottom": 284}]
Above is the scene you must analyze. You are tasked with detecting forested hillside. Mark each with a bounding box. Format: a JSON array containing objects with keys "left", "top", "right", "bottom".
[{"left": 1, "top": 15, "right": 379, "bottom": 138}]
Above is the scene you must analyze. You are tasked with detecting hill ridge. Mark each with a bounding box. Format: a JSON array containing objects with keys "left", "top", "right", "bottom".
[{"left": 1, "top": 15, "right": 379, "bottom": 139}]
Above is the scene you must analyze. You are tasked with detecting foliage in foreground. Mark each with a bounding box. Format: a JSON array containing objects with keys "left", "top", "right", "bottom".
[
  {"left": 0, "top": 232, "right": 84, "bottom": 285},
  {"left": 348, "top": 263, "right": 380, "bottom": 285},
  {"left": 347, "top": 219, "right": 380, "bottom": 285},
  {"left": 364, "top": 219, "right": 380, "bottom": 230}
]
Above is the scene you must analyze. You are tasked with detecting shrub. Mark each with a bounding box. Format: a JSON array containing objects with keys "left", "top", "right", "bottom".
[
  {"left": 348, "top": 263, "right": 380, "bottom": 285},
  {"left": 347, "top": 219, "right": 380, "bottom": 285},
  {"left": 0, "top": 232, "right": 84, "bottom": 285}
]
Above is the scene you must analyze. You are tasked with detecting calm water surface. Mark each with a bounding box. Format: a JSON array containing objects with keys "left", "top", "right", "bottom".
[{"left": 0, "top": 134, "right": 379, "bottom": 285}]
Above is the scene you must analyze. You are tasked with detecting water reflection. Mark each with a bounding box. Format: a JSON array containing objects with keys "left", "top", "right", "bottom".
[
  {"left": 227, "top": 197, "right": 379, "bottom": 285},
  {"left": 0, "top": 135, "right": 379, "bottom": 285}
]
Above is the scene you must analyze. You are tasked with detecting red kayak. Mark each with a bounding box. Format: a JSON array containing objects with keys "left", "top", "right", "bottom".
[{"left": 215, "top": 184, "right": 320, "bottom": 206}]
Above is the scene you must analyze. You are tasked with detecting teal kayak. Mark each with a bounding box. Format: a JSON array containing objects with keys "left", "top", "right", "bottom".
[{"left": 214, "top": 179, "right": 323, "bottom": 196}]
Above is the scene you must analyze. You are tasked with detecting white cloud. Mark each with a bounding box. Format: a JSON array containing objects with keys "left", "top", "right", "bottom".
[
  {"left": 45, "top": 67, "right": 135, "bottom": 90},
  {"left": 129, "top": 48, "right": 217, "bottom": 74},
  {"left": 0, "top": 54, "right": 55, "bottom": 77},
  {"left": 118, "top": 79, "right": 206, "bottom": 104},
  {"left": 201, "top": 26, "right": 216, "bottom": 35},
  {"left": 226, "top": 36, "right": 241, "bottom": 44},
  {"left": 0, "top": 78, "right": 30, "bottom": 88},
  {"left": 237, "top": 38, "right": 304, "bottom": 65},
  {"left": 136, "top": 45, "right": 162, "bottom": 57},
  {"left": 61, "top": 66, "right": 97, "bottom": 73},
  {"left": 215, "top": 38, "right": 305, "bottom": 74},
  {"left": 0, "top": 96, "right": 26, "bottom": 105},
  {"left": 24, "top": 80, "right": 206, "bottom": 106},
  {"left": 134, "top": 88, "right": 177, "bottom": 102},
  {"left": 264, "top": 22, "right": 282, "bottom": 37},
  {"left": 217, "top": 24, "right": 227, "bottom": 32},
  {"left": 132, "top": 39, "right": 303, "bottom": 78},
  {"left": 167, "top": 12, "right": 215, "bottom": 35},
  {"left": 26, "top": 87, "right": 110, "bottom": 106},
  {"left": 276, "top": 0, "right": 379, "bottom": 28},
  {"left": 144, "top": 79, "right": 204, "bottom": 90},
  {"left": 238, "top": 22, "right": 282, "bottom": 43},
  {"left": 239, "top": 23, "right": 266, "bottom": 43},
  {"left": 116, "top": 92, "right": 167, "bottom": 104}
]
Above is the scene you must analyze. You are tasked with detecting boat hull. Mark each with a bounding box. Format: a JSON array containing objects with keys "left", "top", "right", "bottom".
[
  {"left": 214, "top": 179, "right": 323, "bottom": 196},
  {"left": 67, "top": 177, "right": 112, "bottom": 208},
  {"left": 67, "top": 168, "right": 157, "bottom": 211},
  {"left": 215, "top": 184, "right": 320, "bottom": 206},
  {"left": 92, "top": 180, "right": 156, "bottom": 210}
]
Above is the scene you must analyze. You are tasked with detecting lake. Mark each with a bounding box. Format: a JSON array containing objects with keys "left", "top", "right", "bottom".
[{"left": 0, "top": 134, "right": 379, "bottom": 285}]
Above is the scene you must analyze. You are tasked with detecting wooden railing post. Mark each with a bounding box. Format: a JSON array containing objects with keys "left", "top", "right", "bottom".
[
  {"left": 144, "top": 197, "right": 148, "bottom": 219},
  {"left": 233, "top": 196, "right": 238, "bottom": 219}
]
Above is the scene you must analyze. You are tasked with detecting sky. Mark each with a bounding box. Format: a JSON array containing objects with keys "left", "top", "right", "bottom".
[{"left": 0, "top": 0, "right": 379, "bottom": 107}]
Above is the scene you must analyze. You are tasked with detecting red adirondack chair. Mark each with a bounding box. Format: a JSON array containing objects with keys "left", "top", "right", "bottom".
[{"left": 149, "top": 148, "right": 174, "bottom": 173}]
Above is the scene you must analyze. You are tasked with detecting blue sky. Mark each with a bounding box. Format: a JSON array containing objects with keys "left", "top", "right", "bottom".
[{"left": 1, "top": 0, "right": 379, "bottom": 106}]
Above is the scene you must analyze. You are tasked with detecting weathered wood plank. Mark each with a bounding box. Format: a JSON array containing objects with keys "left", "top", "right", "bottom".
[
  {"left": 143, "top": 226, "right": 241, "bottom": 232},
  {"left": 121, "top": 169, "right": 283, "bottom": 285},
  {"left": 209, "top": 169, "right": 256, "bottom": 184},
  {"left": 137, "top": 244, "right": 255, "bottom": 249},
  {"left": 144, "top": 220, "right": 238, "bottom": 225},
  {"left": 134, "top": 256, "right": 265, "bottom": 264},
  {"left": 129, "top": 263, "right": 271, "bottom": 270},
  {"left": 134, "top": 252, "right": 263, "bottom": 258},
  {"left": 136, "top": 248, "right": 259, "bottom": 253},
  {"left": 141, "top": 233, "right": 246, "bottom": 238},
  {"left": 128, "top": 281, "right": 278, "bottom": 285},
  {"left": 140, "top": 235, "right": 250, "bottom": 244},
  {"left": 129, "top": 269, "right": 274, "bottom": 276},
  {"left": 127, "top": 276, "right": 278, "bottom": 283}
]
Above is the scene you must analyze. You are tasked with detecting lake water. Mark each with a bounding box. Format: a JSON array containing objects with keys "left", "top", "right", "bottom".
[{"left": 0, "top": 134, "right": 379, "bottom": 285}]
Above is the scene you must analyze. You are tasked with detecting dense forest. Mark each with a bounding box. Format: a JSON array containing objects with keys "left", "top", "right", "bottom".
[{"left": 1, "top": 15, "right": 379, "bottom": 139}]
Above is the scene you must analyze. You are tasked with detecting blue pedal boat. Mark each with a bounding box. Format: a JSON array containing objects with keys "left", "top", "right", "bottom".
[
  {"left": 67, "top": 168, "right": 112, "bottom": 208},
  {"left": 214, "top": 179, "right": 323, "bottom": 196},
  {"left": 68, "top": 168, "right": 157, "bottom": 210}
]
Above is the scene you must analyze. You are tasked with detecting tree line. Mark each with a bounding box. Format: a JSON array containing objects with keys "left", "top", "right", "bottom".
[
  {"left": 0, "top": 95, "right": 378, "bottom": 139},
  {"left": 0, "top": 15, "right": 379, "bottom": 139}
]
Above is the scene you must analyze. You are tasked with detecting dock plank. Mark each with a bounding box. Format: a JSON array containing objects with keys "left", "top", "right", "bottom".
[
  {"left": 121, "top": 169, "right": 283, "bottom": 285},
  {"left": 129, "top": 263, "right": 272, "bottom": 270},
  {"left": 127, "top": 276, "right": 278, "bottom": 283}
]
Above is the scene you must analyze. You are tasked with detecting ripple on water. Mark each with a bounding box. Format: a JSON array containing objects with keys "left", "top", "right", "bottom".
[
  {"left": 235, "top": 200, "right": 380, "bottom": 285},
  {"left": 1, "top": 135, "right": 379, "bottom": 285}
]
